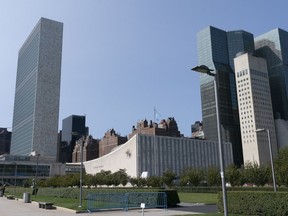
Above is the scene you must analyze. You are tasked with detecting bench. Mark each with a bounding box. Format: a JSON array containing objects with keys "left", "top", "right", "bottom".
[
  {"left": 6, "top": 195, "right": 15, "bottom": 200},
  {"left": 38, "top": 202, "right": 54, "bottom": 209}
]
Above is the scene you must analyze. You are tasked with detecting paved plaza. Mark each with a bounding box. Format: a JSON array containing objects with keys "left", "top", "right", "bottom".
[{"left": 0, "top": 196, "right": 218, "bottom": 216}]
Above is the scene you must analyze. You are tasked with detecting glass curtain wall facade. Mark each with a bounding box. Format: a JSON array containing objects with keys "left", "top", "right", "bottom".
[
  {"left": 0, "top": 163, "right": 50, "bottom": 186},
  {"left": 255, "top": 28, "right": 288, "bottom": 120},
  {"left": 61, "top": 115, "right": 86, "bottom": 163},
  {"left": 11, "top": 18, "right": 63, "bottom": 159},
  {"left": 197, "top": 26, "right": 254, "bottom": 166}
]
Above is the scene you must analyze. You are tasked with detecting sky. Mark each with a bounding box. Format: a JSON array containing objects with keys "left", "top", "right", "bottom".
[{"left": 1, "top": 0, "right": 288, "bottom": 139}]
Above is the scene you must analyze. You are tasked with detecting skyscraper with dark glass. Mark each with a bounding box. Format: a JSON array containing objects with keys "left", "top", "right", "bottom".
[
  {"left": 196, "top": 26, "right": 254, "bottom": 166},
  {"left": 60, "top": 115, "right": 87, "bottom": 163},
  {"left": 11, "top": 18, "right": 63, "bottom": 159},
  {"left": 255, "top": 28, "right": 288, "bottom": 120},
  {"left": 255, "top": 28, "right": 288, "bottom": 148}
]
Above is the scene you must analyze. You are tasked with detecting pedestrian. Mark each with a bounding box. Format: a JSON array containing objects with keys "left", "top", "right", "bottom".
[{"left": 0, "top": 184, "right": 6, "bottom": 196}]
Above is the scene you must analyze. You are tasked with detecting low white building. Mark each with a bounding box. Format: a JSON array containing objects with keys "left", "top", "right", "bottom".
[{"left": 83, "top": 134, "right": 233, "bottom": 177}]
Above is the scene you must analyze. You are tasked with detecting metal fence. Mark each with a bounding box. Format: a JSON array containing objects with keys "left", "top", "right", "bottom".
[{"left": 87, "top": 192, "right": 167, "bottom": 212}]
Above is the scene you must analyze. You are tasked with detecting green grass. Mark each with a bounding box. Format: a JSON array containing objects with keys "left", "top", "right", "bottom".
[
  {"left": 30, "top": 195, "right": 87, "bottom": 211},
  {"left": 178, "top": 192, "right": 218, "bottom": 204},
  {"left": 175, "top": 214, "right": 253, "bottom": 216},
  {"left": 175, "top": 214, "right": 221, "bottom": 216},
  {"left": 6, "top": 187, "right": 219, "bottom": 208}
]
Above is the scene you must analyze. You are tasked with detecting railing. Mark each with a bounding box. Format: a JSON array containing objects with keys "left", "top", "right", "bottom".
[{"left": 87, "top": 192, "right": 167, "bottom": 212}]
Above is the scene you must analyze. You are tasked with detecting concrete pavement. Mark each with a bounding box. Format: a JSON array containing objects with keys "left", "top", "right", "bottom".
[{"left": 0, "top": 196, "right": 218, "bottom": 216}]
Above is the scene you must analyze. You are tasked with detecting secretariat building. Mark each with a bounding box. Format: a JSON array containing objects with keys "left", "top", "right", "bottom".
[{"left": 11, "top": 18, "right": 63, "bottom": 160}]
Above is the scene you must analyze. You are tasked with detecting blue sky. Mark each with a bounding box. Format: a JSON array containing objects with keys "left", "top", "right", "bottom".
[{"left": 1, "top": 0, "right": 288, "bottom": 138}]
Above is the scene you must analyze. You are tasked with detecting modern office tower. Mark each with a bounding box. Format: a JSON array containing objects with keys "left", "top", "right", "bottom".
[
  {"left": 0, "top": 128, "right": 11, "bottom": 155},
  {"left": 61, "top": 115, "right": 87, "bottom": 163},
  {"left": 255, "top": 28, "right": 288, "bottom": 120},
  {"left": 196, "top": 26, "right": 255, "bottom": 166},
  {"left": 255, "top": 29, "right": 288, "bottom": 148},
  {"left": 234, "top": 52, "right": 277, "bottom": 164},
  {"left": 11, "top": 18, "right": 63, "bottom": 159}
]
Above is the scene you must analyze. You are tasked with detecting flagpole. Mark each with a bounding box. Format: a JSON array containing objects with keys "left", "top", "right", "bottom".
[{"left": 153, "top": 107, "right": 157, "bottom": 176}]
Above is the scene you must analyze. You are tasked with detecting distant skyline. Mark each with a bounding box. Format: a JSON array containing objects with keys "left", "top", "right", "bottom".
[{"left": 1, "top": 0, "right": 288, "bottom": 139}]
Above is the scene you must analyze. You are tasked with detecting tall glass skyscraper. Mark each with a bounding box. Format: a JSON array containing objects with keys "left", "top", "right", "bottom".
[
  {"left": 196, "top": 26, "right": 254, "bottom": 166},
  {"left": 61, "top": 115, "right": 87, "bottom": 163},
  {"left": 11, "top": 18, "right": 63, "bottom": 159},
  {"left": 255, "top": 28, "right": 288, "bottom": 120}
]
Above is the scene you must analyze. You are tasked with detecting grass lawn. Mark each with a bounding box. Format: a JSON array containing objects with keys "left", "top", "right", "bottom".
[
  {"left": 175, "top": 214, "right": 248, "bottom": 216},
  {"left": 178, "top": 192, "right": 218, "bottom": 204},
  {"left": 11, "top": 194, "right": 86, "bottom": 211}
]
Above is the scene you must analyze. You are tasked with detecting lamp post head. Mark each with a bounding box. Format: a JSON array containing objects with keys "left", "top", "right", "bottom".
[
  {"left": 30, "top": 151, "right": 40, "bottom": 157},
  {"left": 255, "top": 128, "right": 265, "bottom": 133},
  {"left": 191, "top": 65, "right": 215, "bottom": 77}
]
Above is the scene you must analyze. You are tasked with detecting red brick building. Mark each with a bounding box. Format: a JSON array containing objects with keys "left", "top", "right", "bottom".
[
  {"left": 128, "top": 117, "right": 181, "bottom": 139},
  {"left": 99, "top": 129, "right": 127, "bottom": 157}
]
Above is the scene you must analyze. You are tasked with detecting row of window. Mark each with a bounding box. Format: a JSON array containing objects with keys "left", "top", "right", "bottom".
[
  {"left": 250, "top": 69, "right": 268, "bottom": 79},
  {"left": 237, "top": 69, "right": 248, "bottom": 77}
]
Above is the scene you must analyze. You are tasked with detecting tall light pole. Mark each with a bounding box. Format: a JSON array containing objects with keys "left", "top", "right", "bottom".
[
  {"left": 71, "top": 132, "right": 85, "bottom": 208},
  {"left": 30, "top": 151, "right": 40, "bottom": 196},
  {"left": 191, "top": 65, "right": 228, "bottom": 216},
  {"left": 13, "top": 163, "right": 17, "bottom": 195},
  {"left": 255, "top": 128, "right": 277, "bottom": 192},
  {"left": 79, "top": 136, "right": 84, "bottom": 208}
]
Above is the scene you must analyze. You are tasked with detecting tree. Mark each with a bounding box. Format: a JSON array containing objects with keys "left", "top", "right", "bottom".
[
  {"left": 206, "top": 166, "right": 221, "bottom": 186},
  {"left": 129, "top": 177, "right": 146, "bottom": 187},
  {"left": 111, "top": 169, "right": 129, "bottom": 186},
  {"left": 244, "top": 162, "right": 270, "bottom": 187},
  {"left": 161, "top": 169, "right": 176, "bottom": 187},
  {"left": 180, "top": 168, "right": 204, "bottom": 187},
  {"left": 275, "top": 146, "right": 288, "bottom": 186},
  {"left": 225, "top": 165, "right": 243, "bottom": 187},
  {"left": 146, "top": 176, "right": 161, "bottom": 187},
  {"left": 84, "top": 174, "right": 94, "bottom": 187},
  {"left": 95, "top": 170, "right": 112, "bottom": 186}
]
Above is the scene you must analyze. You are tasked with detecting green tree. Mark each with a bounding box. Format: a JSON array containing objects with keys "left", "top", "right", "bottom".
[
  {"left": 275, "top": 146, "right": 288, "bottom": 186},
  {"left": 146, "top": 176, "right": 161, "bottom": 187},
  {"left": 244, "top": 162, "right": 270, "bottom": 187},
  {"left": 111, "top": 169, "right": 129, "bottom": 186},
  {"left": 129, "top": 177, "right": 147, "bottom": 187},
  {"left": 225, "top": 165, "right": 243, "bottom": 187},
  {"left": 206, "top": 166, "right": 221, "bottom": 186},
  {"left": 180, "top": 168, "right": 204, "bottom": 187},
  {"left": 84, "top": 174, "right": 94, "bottom": 187},
  {"left": 161, "top": 169, "right": 176, "bottom": 187},
  {"left": 95, "top": 170, "right": 112, "bottom": 186},
  {"left": 179, "top": 174, "right": 190, "bottom": 186}
]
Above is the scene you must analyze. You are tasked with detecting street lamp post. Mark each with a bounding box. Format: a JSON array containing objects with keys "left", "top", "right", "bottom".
[
  {"left": 79, "top": 136, "right": 84, "bottom": 208},
  {"left": 191, "top": 65, "right": 228, "bottom": 216},
  {"left": 255, "top": 128, "right": 277, "bottom": 192},
  {"left": 71, "top": 132, "right": 85, "bottom": 208},
  {"left": 13, "top": 163, "right": 17, "bottom": 195},
  {"left": 30, "top": 151, "right": 40, "bottom": 196}
]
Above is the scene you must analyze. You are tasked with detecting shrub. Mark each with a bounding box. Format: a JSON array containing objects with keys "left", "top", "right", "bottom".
[
  {"left": 206, "top": 166, "right": 221, "bottom": 186},
  {"left": 218, "top": 191, "right": 288, "bottom": 215}
]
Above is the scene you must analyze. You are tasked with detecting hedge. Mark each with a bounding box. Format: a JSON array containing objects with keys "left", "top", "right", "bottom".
[
  {"left": 218, "top": 191, "right": 288, "bottom": 216},
  {"left": 174, "top": 186, "right": 288, "bottom": 194}
]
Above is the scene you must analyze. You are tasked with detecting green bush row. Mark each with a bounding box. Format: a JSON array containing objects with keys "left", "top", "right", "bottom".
[
  {"left": 174, "top": 186, "right": 288, "bottom": 193},
  {"left": 218, "top": 191, "right": 288, "bottom": 216}
]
